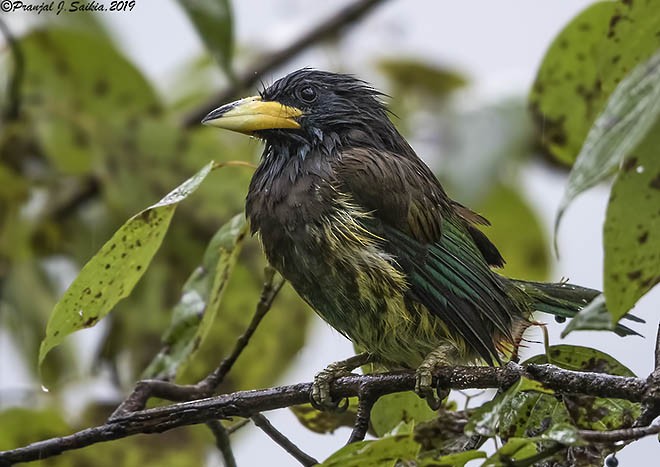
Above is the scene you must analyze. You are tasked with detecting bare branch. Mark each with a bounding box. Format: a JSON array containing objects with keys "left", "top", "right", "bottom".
[
  {"left": 1, "top": 363, "right": 656, "bottom": 465},
  {"left": 182, "top": 0, "right": 388, "bottom": 127},
  {"left": 636, "top": 322, "right": 660, "bottom": 427},
  {"left": 251, "top": 413, "right": 318, "bottom": 467},
  {"left": 203, "top": 268, "right": 284, "bottom": 391},
  {"left": 111, "top": 269, "right": 284, "bottom": 418},
  {"left": 580, "top": 422, "right": 660, "bottom": 444},
  {"left": 206, "top": 420, "right": 237, "bottom": 467}
]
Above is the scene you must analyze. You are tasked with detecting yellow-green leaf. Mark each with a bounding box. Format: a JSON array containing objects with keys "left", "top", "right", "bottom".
[
  {"left": 371, "top": 391, "right": 438, "bottom": 437},
  {"left": 290, "top": 400, "right": 358, "bottom": 434},
  {"left": 604, "top": 119, "right": 660, "bottom": 322},
  {"left": 556, "top": 50, "right": 660, "bottom": 233},
  {"left": 177, "top": 0, "right": 234, "bottom": 74},
  {"left": 38, "top": 161, "right": 215, "bottom": 372},
  {"left": 530, "top": 0, "right": 660, "bottom": 165},
  {"left": 143, "top": 213, "right": 248, "bottom": 379},
  {"left": 320, "top": 431, "right": 421, "bottom": 467}
]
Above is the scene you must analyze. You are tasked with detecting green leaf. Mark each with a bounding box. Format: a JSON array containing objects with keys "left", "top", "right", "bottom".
[
  {"left": 371, "top": 391, "right": 438, "bottom": 437},
  {"left": 378, "top": 58, "right": 468, "bottom": 98},
  {"left": 38, "top": 161, "right": 215, "bottom": 372},
  {"left": 530, "top": 0, "right": 660, "bottom": 165},
  {"left": 320, "top": 431, "right": 421, "bottom": 467},
  {"left": 416, "top": 450, "right": 486, "bottom": 467},
  {"left": 467, "top": 346, "right": 639, "bottom": 445},
  {"left": 414, "top": 409, "right": 480, "bottom": 458},
  {"left": 290, "top": 401, "right": 359, "bottom": 434},
  {"left": 535, "top": 344, "right": 635, "bottom": 376},
  {"left": 556, "top": 50, "right": 660, "bottom": 231},
  {"left": 560, "top": 294, "right": 618, "bottom": 336},
  {"left": 526, "top": 345, "right": 640, "bottom": 431},
  {"left": 143, "top": 213, "right": 248, "bottom": 379},
  {"left": 0, "top": 407, "right": 69, "bottom": 452},
  {"left": 604, "top": 119, "right": 660, "bottom": 322},
  {"left": 290, "top": 397, "right": 359, "bottom": 434},
  {"left": 19, "top": 28, "right": 160, "bottom": 173},
  {"left": 177, "top": 0, "right": 234, "bottom": 74},
  {"left": 476, "top": 184, "right": 550, "bottom": 281},
  {"left": 465, "top": 377, "right": 572, "bottom": 441},
  {"left": 483, "top": 437, "right": 545, "bottom": 467}
]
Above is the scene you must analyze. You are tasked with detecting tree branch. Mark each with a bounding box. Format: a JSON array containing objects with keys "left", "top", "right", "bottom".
[
  {"left": 580, "top": 422, "right": 660, "bottom": 444},
  {"left": 111, "top": 269, "right": 284, "bottom": 418},
  {"left": 636, "top": 322, "right": 660, "bottom": 426},
  {"left": 206, "top": 420, "right": 237, "bottom": 467},
  {"left": 181, "top": 0, "right": 388, "bottom": 127},
  {"left": 1, "top": 363, "right": 655, "bottom": 465},
  {"left": 251, "top": 413, "right": 318, "bottom": 467}
]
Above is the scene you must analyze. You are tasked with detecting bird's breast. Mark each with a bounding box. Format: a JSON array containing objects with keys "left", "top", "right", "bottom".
[{"left": 247, "top": 174, "right": 453, "bottom": 366}]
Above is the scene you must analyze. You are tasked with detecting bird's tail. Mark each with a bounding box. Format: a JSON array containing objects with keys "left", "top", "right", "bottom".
[{"left": 511, "top": 279, "right": 643, "bottom": 337}]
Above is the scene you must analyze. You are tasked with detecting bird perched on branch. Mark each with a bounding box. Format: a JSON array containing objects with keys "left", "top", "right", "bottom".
[{"left": 203, "top": 69, "right": 640, "bottom": 408}]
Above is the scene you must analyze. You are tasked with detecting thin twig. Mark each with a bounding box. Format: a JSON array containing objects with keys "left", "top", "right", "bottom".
[
  {"left": 251, "top": 413, "right": 318, "bottom": 467},
  {"left": 110, "top": 269, "right": 284, "bottom": 418},
  {"left": 636, "top": 322, "right": 660, "bottom": 427},
  {"left": 202, "top": 267, "right": 284, "bottom": 391},
  {"left": 182, "top": 0, "right": 387, "bottom": 127},
  {"left": 206, "top": 420, "right": 237, "bottom": 467},
  {"left": 226, "top": 418, "right": 250, "bottom": 435},
  {"left": 0, "top": 18, "right": 24, "bottom": 121},
  {"left": 580, "top": 422, "right": 660, "bottom": 444},
  {"left": 2, "top": 363, "right": 656, "bottom": 465}
]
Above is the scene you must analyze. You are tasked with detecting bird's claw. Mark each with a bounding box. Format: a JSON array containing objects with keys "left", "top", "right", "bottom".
[
  {"left": 415, "top": 362, "right": 449, "bottom": 411},
  {"left": 311, "top": 365, "right": 352, "bottom": 411}
]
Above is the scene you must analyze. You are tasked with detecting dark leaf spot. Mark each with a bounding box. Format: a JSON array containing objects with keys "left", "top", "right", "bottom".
[
  {"left": 649, "top": 172, "right": 660, "bottom": 190},
  {"left": 627, "top": 270, "right": 642, "bottom": 280},
  {"left": 638, "top": 231, "right": 649, "bottom": 244},
  {"left": 94, "top": 79, "right": 109, "bottom": 97},
  {"left": 83, "top": 317, "right": 99, "bottom": 327},
  {"left": 622, "top": 157, "right": 638, "bottom": 172}
]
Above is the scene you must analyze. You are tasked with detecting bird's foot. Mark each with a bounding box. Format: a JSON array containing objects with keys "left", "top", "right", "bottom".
[
  {"left": 311, "top": 353, "right": 373, "bottom": 411},
  {"left": 415, "top": 345, "right": 455, "bottom": 410}
]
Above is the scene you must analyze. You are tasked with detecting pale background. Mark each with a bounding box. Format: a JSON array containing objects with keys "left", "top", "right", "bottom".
[{"left": 1, "top": 0, "right": 658, "bottom": 465}]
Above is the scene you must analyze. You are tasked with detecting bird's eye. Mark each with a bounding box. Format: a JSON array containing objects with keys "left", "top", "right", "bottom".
[{"left": 299, "top": 86, "right": 317, "bottom": 103}]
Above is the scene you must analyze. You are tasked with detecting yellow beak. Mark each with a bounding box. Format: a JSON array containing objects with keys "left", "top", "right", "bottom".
[{"left": 201, "top": 96, "right": 303, "bottom": 134}]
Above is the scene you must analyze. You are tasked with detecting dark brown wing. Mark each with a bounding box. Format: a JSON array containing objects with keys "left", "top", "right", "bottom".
[
  {"left": 332, "top": 147, "right": 504, "bottom": 266},
  {"left": 331, "top": 147, "right": 517, "bottom": 364},
  {"left": 332, "top": 147, "right": 449, "bottom": 244}
]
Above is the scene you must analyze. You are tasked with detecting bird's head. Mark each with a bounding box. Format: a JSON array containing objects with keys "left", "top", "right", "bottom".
[{"left": 202, "top": 69, "right": 402, "bottom": 154}]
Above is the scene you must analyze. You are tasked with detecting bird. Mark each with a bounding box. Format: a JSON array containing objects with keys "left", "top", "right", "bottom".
[{"left": 202, "top": 68, "right": 640, "bottom": 408}]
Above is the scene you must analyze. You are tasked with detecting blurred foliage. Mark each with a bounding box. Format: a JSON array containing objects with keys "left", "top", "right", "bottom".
[
  {"left": 370, "top": 391, "right": 438, "bottom": 438},
  {"left": 143, "top": 213, "right": 248, "bottom": 380},
  {"left": 530, "top": 0, "right": 660, "bottom": 165},
  {"left": 39, "top": 161, "right": 216, "bottom": 374},
  {"left": 177, "top": 0, "right": 234, "bottom": 75},
  {"left": 291, "top": 399, "right": 359, "bottom": 434},
  {"left": 0, "top": 10, "right": 311, "bottom": 466},
  {"left": 0, "top": 0, "right": 658, "bottom": 466}
]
